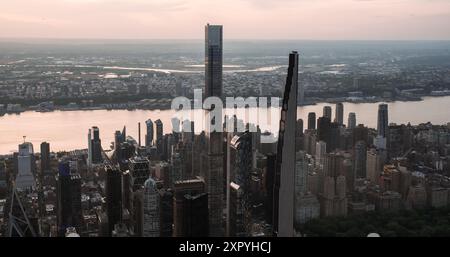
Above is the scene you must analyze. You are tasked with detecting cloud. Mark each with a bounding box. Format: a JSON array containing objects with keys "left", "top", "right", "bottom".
[{"left": 0, "top": 0, "right": 449, "bottom": 39}]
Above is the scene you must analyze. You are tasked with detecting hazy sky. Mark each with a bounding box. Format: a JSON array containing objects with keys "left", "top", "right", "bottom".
[{"left": 1, "top": 0, "right": 450, "bottom": 40}]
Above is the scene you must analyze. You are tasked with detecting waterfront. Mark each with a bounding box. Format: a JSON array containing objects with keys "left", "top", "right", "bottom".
[{"left": 0, "top": 96, "right": 449, "bottom": 154}]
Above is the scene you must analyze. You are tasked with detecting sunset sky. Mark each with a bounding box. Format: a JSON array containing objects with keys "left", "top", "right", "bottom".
[{"left": 1, "top": 0, "right": 449, "bottom": 40}]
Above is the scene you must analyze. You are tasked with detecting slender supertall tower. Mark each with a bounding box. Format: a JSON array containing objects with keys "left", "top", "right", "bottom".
[
  {"left": 205, "top": 23, "right": 223, "bottom": 99},
  {"left": 204, "top": 23, "right": 224, "bottom": 236},
  {"left": 273, "top": 51, "right": 299, "bottom": 237}
]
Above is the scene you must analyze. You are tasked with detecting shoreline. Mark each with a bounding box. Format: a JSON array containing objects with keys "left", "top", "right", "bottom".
[{"left": 2, "top": 95, "right": 449, "bottom": 116}]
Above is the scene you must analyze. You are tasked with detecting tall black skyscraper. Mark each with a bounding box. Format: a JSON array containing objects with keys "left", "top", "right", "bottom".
[
  {"left": 307, "top": 112, "right": 316, "bottom": 130},
  {"left": 173, "top": 179, "right": 206, "bottom": 236},
  {"left": 317, "top": 117, "right": 331, "bottom": 142},
  {"left": 40, "top": 142, "right": 50, "bottom": 179},
  {"left": 105, "top": 165, "right": 122, "bottom": 236},
  {"left": 204, "top": 23, "right": 224, "bottom": 236},
  {"left": 56, "top": 160, "right": 82, "bottom": 236},
  {"left": 89, "top": 126, "right": 102, "bottom": 164},
  {"left": 182, "top": 193, "right": 209, "bottom": 237},
  {"left": 273, "top": 51, "right": 298, "bottom": 237},
  {"left": 205, "top": 23, "right": 223, "bottom": 99},
  {"left": 377, "top": 104, "right": 389, "bottom": 138}
]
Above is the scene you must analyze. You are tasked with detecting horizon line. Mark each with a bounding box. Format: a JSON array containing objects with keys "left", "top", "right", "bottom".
[{"left": 1, "top": 37, "right": 450, "bottom": 42}]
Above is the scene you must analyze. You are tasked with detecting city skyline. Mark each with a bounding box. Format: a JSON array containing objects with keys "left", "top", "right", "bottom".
[
  {"left": 0, "top": 13, "right": 450, "bottom": 243},
  {"left": 1, "top": 0, "right": 450, "bottom": 40}
]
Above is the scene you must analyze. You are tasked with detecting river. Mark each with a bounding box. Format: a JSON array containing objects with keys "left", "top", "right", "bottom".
[{"left": 1, "top": 96, "right": 449, "bottom": 154}]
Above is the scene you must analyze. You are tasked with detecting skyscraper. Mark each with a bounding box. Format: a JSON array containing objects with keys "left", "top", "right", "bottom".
[
  {"left": 377, "top": 104, "right": 389, "bottom": 138},
  {"left": 143, "top": 178, "right": 160, "bottom": 237},
  {"left": 129, "top": 157, "right": 150, "bottom": 191},
  {"left": 317, "top": 117, "right": 331, "bottom": 143},
  {"left": 273, "top": 51, "right": 299, "bottom": 237},
  {"left": 335, "top": 103, "right": 344, "bottom": 125},
  {"left": 348, "top": 112, "right": 356, "bottom": 130},
  {"left": 204, "top": 23, "right": 224, "bottom": 236},
  {"left": 296, "top": 119, "right": 304, "bottom": 135},
  {"left": 16, "top": 142, "right": 35, "bottom": 190},
  {"left": 40, "top": 142, "right": 50, "bottom": 175},
  {"left": 145, "top": 119, "right": 154, "bottom": 147},
  {"left": 105, "top": 165, "right": 122, "bottom": 236},
  {"left": 205, "top": 23, "right": 223, "bottom": 99},
  {"left": 155, "top": 119, "right": 164, "bottom": 158},
  {"left": 114, "top": 129, "right": 125, "bottom": 152},
  {"left": 315, "top": 141, "right": 327, "bottom": 167},
  {"left": 89, "top": 126, "right": 102, "bottom": 164},
  {"left": 229, "top": 182, "right": 246, "bottom": 236},
  {"left": 323, "top": 106, "right": 332, "bottom": 121},
  {"left": 56, "top": 160, "right": 82, "bottom": 237},
  {"left": 366, "top": 148, "right": 383, "bottom": 184},
  {"left": 87, "top": 128, "right": 92, "bottom": 166},
  {"left": 295, "top": 151, "right": 309, "bottom": 196},
  {"left": 158, "top": 188, "right": 173, "bottom": 237},
  {"left": 173, "top": 178, "right": 206, "bottom": 236},
  {"left": 227, "top": 131, "right": 253, "bottom": 236},
  {"left": 307, "top": 112, "right": 316, "bottom": 130},
  {"left": 182, "top": 193, "right": 209, "bottom": 237},
  {"left": 354, "top": 140, "right": 367, "bottom": 179}
]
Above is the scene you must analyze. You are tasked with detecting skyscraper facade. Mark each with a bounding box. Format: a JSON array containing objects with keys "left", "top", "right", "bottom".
[
  {"left": 129, "top": 157, "right": 150, "bottom": 191},
  {"left": 155, "top": 119, "right": 164, "bottom": 158},
  {"left": 40, "top": 142, "right": 50, "bottom": 174},
  {"left": 335, "top": 103, "right": 344, "bottom": 125},
  {"left": 145, "top": 119, "right": 154, "bottom": 147},
  {"left": 204, "top": 23, "right": 224, "bottom": 236},
  {"left": 273, "top": 51, "right": 299, "bottom": 237},
  {"left": 307, "top": 112, "right": 316, "bottom": 130},
  {"left": 228, "top": 131, "right": 253, "bottom": 236},
  {"left": 348, "top": 112, "right": 356, "bottom": 130},
  {"left": 323, "top": 106, "right": 332, "bottom": 121},
  {"left": 105, "top": 165, "right": 122, "bottom": 236},
  {"left": 377, "top": 104, "right": 389, "bottom": 138},
  {"left": 16, "top": 142, "right": 35, "bottom": 190},
  {"left": 89, "top": 126, "right": 102, "bottom": 164},
  {"left": 354, "top": 140, "right": 367, "bottom": 179},
  {"left": 205, "top": 24, "right": 223, "bottom": 99},
  {"left": 143, "top": 178, "right": 160, "bottom": 237},
  {"left": 56, "top": 160, "right": 82, "bottom": 236},
  {"left": 173, "top": 179, "right": 206, "bottom": 236}
]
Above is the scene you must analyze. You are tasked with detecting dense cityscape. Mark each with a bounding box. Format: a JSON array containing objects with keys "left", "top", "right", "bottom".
[
  {"left": 0, "top": 25, "right": 450, "bottom": 239},
  {"left": 1, "top": 40, "right": 450, "bottom": 114}
]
